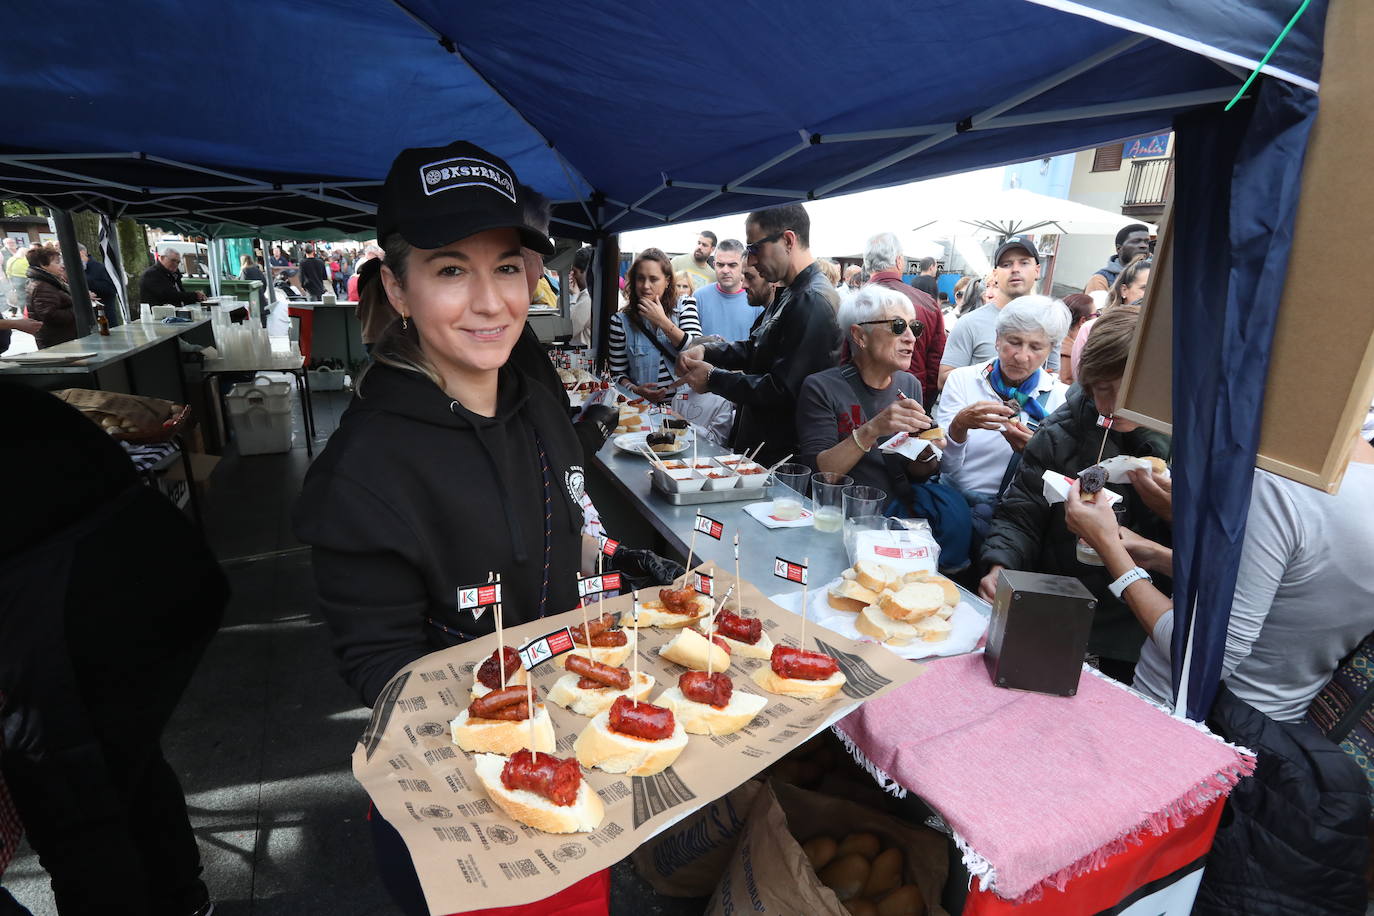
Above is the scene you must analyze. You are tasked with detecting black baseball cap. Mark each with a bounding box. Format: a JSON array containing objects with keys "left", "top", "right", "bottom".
[
  {"left": 375, "top": 140, "right": 554, "bottom": 255},
  {"left": 994, "top": 235, "right": 1040, "bottom": 265}
]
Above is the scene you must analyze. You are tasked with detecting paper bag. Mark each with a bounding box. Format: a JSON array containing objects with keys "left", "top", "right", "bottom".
[
  {"left": 704, "top": 781, "right": 948, "bottom": 916},
  {"left": 630, "top": 779, "right": 762, "bottom": 897}
]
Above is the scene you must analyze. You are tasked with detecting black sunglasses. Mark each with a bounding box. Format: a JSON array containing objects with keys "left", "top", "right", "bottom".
[
  {"left": 858, "top": 317, "right": 922, "bottom": 337},
  {"left": 744, "top": 230, "right": 786, "bottom": 258}
]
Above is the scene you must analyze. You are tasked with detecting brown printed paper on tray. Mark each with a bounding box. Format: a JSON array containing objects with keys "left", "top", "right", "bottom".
[{"left": 352, "top": 561, "right": 924, "bottom": 914}]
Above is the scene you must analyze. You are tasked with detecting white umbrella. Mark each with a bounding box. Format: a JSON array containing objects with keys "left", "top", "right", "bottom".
[{"left": 910, "top": 187, "right": 1155, "bottom": 239}]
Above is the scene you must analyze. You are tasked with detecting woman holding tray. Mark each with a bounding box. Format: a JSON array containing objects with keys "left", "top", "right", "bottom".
[{"left": 294, "top": 140, "right": 676, "bottom": 915}]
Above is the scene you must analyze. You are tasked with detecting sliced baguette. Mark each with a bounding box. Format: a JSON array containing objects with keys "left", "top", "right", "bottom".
[
  {"left": 899, "top": 572, "right": 959, "bottom": 609},
  {"left": 450, "top": 704, "right": 556, "bottom": 756},
  {"left": 560, "top": 643, "right": 633, "bottom": 670},
  {"left": 573, "top": 709, "right": 688, "bottom": 776},
  {"left": 854, "top": 560, "right": 898, "bottom": 593},
  {"left": 658, "top": 627, "right": 730, "bottom": 672},
  {"left": 654, "top": 686, "right": 768, "bottom": 736},
  {"left": 828, "top": 579, "right": 879, "bottom": 614},
  {"left": 919, "top": 426, "right": 945, "bottom": 440},
  {"left": 473, "top": 753, "right": 605, "bottom": 834},
  {"left": 878, "top": 583, "right": 945, "bottom": 622},
  {"left": 912, "top": 615, "right": 953, "bottom": 643},
  {"left": 547, "top": 671, "right": 655, "bottom": 718},
  {"left": 470, "top": 665, "right": 529, "bottom": 699},
  {"left": 750, "top": 665, "right": 846, "bottom": 700},
  {"left": 620, "top": 594, "right": 712, "bottom": 629},
  {"left": 854, "top": 605, "right": 917, "bottom": 646}
]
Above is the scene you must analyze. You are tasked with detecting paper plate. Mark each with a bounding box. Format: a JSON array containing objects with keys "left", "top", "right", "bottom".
[{"left": 613, "top": 430, "right": 693, "bottom": 458}]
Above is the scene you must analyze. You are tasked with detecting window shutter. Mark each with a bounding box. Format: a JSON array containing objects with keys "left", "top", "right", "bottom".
[{"left": 1091, "top": 144, "right": 1124, "bottom": 172}]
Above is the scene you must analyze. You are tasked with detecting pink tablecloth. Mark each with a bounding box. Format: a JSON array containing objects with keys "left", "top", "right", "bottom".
[{"left": 835, "top": 654, "right": 1254, "bottom": 902}]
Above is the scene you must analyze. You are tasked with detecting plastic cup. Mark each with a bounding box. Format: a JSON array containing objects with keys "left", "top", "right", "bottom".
[
  {"left": 811, "top": 472, "right": 853, "bottom": 533},
  {"left": 843, "top": 485, "right": 887, "bottom": 521},
  {"left": 771, "top": 463, "right": 811, "bottom": 520}
]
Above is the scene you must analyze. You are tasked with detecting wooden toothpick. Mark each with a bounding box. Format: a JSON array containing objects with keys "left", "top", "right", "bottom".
[
  {"left": 493, "top": 572, "right": 505, "bottom": 689},
  {"left": 800, "top": 556, "right": 810, "bottom": 650},
  {"left": 733, "top": 534, "right": 742, "bottom": 617},
  {"left": 1095, "top": 422, "right": 1112, "bottom": 465},
  {"left": 526, "top": 662, "right": 537, "bottom": 762}
]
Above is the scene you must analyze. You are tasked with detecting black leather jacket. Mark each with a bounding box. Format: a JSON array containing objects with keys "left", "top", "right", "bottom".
[{"left": 704, "top": 261, "right": 840, "bottom": 466}]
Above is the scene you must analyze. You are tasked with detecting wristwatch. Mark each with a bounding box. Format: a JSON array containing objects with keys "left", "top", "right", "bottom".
[{"left": 1108, "top": 566, "right": 1152, "bottom": 599}]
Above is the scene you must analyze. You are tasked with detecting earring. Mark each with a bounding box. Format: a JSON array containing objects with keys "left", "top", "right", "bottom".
[{"left": 401, "top": 314, "right": 409, "bottom": 330}]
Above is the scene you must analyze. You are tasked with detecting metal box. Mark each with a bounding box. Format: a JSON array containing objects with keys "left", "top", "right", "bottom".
[{"left": 984, "top": 569, "right": 1097, "bottom": 697}]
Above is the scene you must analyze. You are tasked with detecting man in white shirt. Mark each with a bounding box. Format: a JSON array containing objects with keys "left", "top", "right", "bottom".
[{"left": 939, "top": 236, "right": 1059, "bottom": 389}]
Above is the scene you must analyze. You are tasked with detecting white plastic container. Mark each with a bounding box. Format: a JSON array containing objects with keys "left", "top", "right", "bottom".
[
  {"left": 733, "top": 461, "right": 770, "bottom": 489},
  {"left": 225, "top": 377, "right": 293, "bottom": 455},
  {"left": 309, "top": 365, "right": 347, "bottom": 391},
  {"left": 652, "top": 466, "right": 706, "bottom": 494},
  {"left": 700, "top": 467, "right": 739, "bottom": 490}
]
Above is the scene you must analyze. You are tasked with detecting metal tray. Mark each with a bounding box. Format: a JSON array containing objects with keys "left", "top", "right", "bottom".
[{"left": 651, "top": 480, "right": 771, "bottom": 505}]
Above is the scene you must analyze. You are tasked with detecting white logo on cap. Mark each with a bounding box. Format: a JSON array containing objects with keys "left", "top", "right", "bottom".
[{"left": 417, "top": 156, "right": 517, "bottom": 203}]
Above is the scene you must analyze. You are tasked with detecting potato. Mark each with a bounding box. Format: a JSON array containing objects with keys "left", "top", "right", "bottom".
[
  {"left": 845, "top": 900, "right": 879, "bottom": 916},
  {"left": 802, "top": 835, "right": 838, "bottom": 872},
  {"left": 863, "top": 847, "right": 903, "bottom": 897},
  {"left": 877, "top": 884, "right": 925, "bottom": 916},
  {"left": 818, "top": 853, "right": 871, "bottom": 901},
  {"left": 837, "top": 831, "right": 882, "bottom": 860}
]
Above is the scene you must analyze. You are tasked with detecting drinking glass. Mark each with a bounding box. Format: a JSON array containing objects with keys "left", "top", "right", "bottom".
[
  {"left": 842, "top": 485, "right": 886, "bottom": 521},
  {"left": 810, "top": 472, "right": 853, "bottom": 533},
  {"left": 770, "top": 463, "right": 811, "bottom": 521}
]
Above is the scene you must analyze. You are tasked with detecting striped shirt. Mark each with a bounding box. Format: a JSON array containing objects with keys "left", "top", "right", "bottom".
[{"left": 608, "top": 298, "right": 702, "bottom": 386}]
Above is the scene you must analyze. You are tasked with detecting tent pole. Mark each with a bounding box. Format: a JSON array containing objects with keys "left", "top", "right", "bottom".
[
  {"left": 52, "top": 208, "right": 95, "bottom": 338},
  {"left": 668, "top": 135, "right": 811, "bottom": 222}
]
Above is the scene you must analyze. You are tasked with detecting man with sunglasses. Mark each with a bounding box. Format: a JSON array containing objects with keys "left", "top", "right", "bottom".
[
  {"left": 677, "top": 204, "right": 840, "bottom": 466},
  {"left": 864, "top": 231, "right": 945, "bottom": 409}
]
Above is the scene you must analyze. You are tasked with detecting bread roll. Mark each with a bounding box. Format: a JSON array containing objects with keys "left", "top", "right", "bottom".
[
  {"left": 473, "top": 753, "right": 605, "bottom": 834},
  {"left": 863, "top": 847, "right": 903, "bottom": 897},
  {"left": 877, "top": 884, "right": 925, "bottom": 916},
  {"left": 694, "top": 622, "right": 774, "bottom": 659},
  {"left": 803, "top": 835, "right": 838, "bottom": 871},
  {"left": 560, "top": 643, "right": 633, "bottom": 670},
  {"left": 837, "top": 832, "right": 881, "bottom": 860},
  {"left": 918, "top": 426, "right": 944, "bottom": 440},
  {"left": 819, "top": 853, "right": 871, "bottom": 901},
  {"left": 547, "top": 670, "right": 654, "bottom": 717},
  {"left": 912, "top": 615, "right": 952, "bottom": 643},
  {"left": 450, "top": 704, "right": 556, "bottom": 756},
  {"left": 855, "top": 605, "right": 917, "bottom": 646},
  {"left": 750, "top": 665, "right": 847, "bottom": 700},
  {"left": 572, "top": 708, "right": 688, "bottom": 776},
  {"left": 470, "top": 665, "right": 528, "bottom": 699},
  {"left": 829, "top": 579, "right": 880, "bottom": 614},
  {"left": 621, "top": 594, "right": 712, "bottom": 629},
  {"left": 654, "top": 686, "right": 767, "bottom": 736},
  {"left": 658, "top": 627, "right": 730, "bottom": 672},
  {"left": 877, "top": 583, "right": 944, "bottom": 622},
  {"left": 902, "top": 573, "right": 958, "bottom": 609}
]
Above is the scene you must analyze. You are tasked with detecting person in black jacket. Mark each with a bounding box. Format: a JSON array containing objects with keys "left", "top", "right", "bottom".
[
  {"left": 138, "top": 247, "right": 204, "bottom": 318},
  {"left": 677, "top": 203, "right": 841, "bottom": 466},
  {"left": 978, "top": 307, "right": 1171, "bottom": 682},
  {"left": 293, "top": 140, "right": 678, "bottom": 915},
  {"left": 298, "top": 244, "right": 328, "bottom": 299},
  {"left": 0, "top": 380, "right": 227, "bottom": 916},
  {"left": 78, "top": 243, "right": 119, "bottom": 308}
]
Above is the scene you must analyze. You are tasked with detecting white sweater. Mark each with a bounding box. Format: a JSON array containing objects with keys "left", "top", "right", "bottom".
[{"left": 935, "top": 361, "right": 1067, "bottom": 496}]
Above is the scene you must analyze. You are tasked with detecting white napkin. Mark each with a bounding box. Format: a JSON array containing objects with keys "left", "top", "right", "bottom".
[{"left": 742, "top": 501, "right": 814, "bottom": 529}]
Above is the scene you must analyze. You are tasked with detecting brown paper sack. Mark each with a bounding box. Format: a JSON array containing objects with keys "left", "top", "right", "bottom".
[
  {"left": 630, "top": 778, "right": 761, "bottom": 897},
  {"left": 705, "top": 781, "right": 948, "bottom": 916},
  {"left": 352, "top": 561, "right": 924, "bottom": 914}
]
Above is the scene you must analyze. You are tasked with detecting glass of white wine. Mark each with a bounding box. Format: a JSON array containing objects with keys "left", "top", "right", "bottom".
[{"left": 810, "top": 472, "right": 853, "bottom": 533}]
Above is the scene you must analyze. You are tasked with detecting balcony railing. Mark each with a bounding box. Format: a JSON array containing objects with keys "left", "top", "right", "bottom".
[{"left": 1123, "top": 157, "right": 1173, "bottom": 208}]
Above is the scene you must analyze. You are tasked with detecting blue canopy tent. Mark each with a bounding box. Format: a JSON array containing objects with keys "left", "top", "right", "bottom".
[{"left": 1, "top": 0, "right": 1329, "bottom": 721}]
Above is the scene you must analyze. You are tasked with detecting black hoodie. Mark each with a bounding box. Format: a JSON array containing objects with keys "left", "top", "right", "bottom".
[{"left": 294, "top": 362, "right": 585, "bottom": 706}]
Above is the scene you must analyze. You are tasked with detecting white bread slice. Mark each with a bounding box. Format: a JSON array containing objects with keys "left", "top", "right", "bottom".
[
  {"left": 470, "top": 665, "right": 529, "bottom": 699},
  {"left": 621, "top": 594, "right": 712, "bottom": 628},
  {"left": 560, "top": 643, "right": 633, "bottom": 670},
  {"left": 473, "top": 753, "right": 605, "bottom": 834},
  {"left": 900, "top": 572, "right": 959, "bottom": 609},
  {"left": 573, "top": 708, "right": 688, "bottom": 776},
  {"left": 694, "top": 621, "right": 774, "bottom": 659},
  {"left": 854, "top": 605, "right": 917, "bottom": 646},
  {"left": 828, "top": 579, "right": 879, "bottom": 614},
  {"left": 450, "top": 704, "right": 556, "bottom": 755},
  {"left": 654, "top": 686, "right": 767, "bottom": 736},
  {"left": 936, "top": 605, "right": 954, "bottom": 621},
  {"left": 547, "top": 671, "right": 655, "bottom": 717},
  {"left": 658, "top": 627, "right": 730, "bottom": 672},
  {"left": 912, "top": 615, "right": 953, "bottom": 643},
  {"left": 878, "top": 583, "right": 945, "bottom": 622},
  {"left": 750, "top": 665, "right": 846, "bottom": 700},
  {"left": 854, "top": 560, "right": 898, "bottom": 593}
]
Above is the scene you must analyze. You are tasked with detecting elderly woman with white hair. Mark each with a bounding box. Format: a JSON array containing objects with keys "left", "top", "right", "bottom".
[
  {"left": 935, "top": 295, "right": 1071, "bottom": 510},
  {"left": 797, "top": 286, "right": 974, "bottom": 570}
]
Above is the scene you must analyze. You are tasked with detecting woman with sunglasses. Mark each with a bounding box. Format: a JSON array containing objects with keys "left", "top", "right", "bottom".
[{"left": 935, "top": 295, "right": 1070, "bottom": 529}]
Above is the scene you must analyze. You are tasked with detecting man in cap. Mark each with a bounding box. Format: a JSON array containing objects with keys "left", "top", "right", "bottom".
[{"left": 939, "top": 235, "right": 1056, "bottom": 389}]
